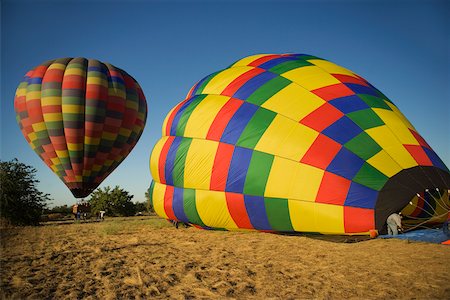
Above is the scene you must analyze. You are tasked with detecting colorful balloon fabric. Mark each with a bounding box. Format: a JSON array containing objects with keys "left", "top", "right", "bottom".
[
  {"left": 14, "top": 58, "right": 147, "bottom": 198},
  {"left": 400, "top": 189, "right": 449, "bottom": 227},
  {"left": 149, "top": 53, "right": 450, "bottom": 234}
]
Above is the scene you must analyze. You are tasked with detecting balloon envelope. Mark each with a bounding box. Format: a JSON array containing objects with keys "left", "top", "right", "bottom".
[
  {"left": 14, "top": 58, "right": 147, "bottom": 198},
  {"left": 149, "top": 53, "right": 449, "bottom": 234}
]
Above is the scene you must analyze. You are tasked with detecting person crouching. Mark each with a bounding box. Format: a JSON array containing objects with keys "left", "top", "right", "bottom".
[{"left": 387, "top": 213, "right": 403, "bottom": 235}]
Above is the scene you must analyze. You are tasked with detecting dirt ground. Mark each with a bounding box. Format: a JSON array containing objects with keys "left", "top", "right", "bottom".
[{"left": 1, "top": 216, "right": 449, "bottom": 299}]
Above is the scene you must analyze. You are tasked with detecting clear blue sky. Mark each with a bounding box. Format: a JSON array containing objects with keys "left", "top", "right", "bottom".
[{"left": 1, "top": 0, "right": 449, "bottom": 207}]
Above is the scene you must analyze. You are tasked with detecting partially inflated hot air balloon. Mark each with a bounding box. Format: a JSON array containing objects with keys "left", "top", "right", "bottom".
[
  {"left": 149, "top": 53, "right": 449, "bottom": 235},
  {"left": 15, "top": 58, "right": 147, "bottom": 198}
]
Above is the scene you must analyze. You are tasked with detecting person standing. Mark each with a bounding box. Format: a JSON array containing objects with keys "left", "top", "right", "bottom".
[{"left": 72, "top": 204, "right": 78, "bottom": 220}]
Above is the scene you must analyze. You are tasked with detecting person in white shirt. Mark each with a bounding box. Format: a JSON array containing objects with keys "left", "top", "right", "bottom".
[{"left": 387, "top": 213, "right": 403, "bottom": 235}]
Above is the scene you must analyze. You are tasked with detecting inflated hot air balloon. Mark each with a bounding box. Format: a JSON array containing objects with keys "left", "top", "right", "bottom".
[
  {"left": 149, "top": 53, "right": 449, "bottom": 235},
  {"left": 14, "top": 58, "right": 147, "bottom": 198}
]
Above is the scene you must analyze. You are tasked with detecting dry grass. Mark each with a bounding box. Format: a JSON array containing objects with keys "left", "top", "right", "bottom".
[{"left": 1, "top": 216, "right": 449, "bottom": 299}]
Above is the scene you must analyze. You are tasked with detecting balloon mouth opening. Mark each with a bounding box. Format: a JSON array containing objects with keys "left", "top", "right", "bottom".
[
  {"left": 375, "top": 166, "right": 450, "bottom": 234},
  {"left": 70, "top": 186, "right": 97, "bottom": 198},
  {"left": 399, "top": 188, "right": 449, "bottom": 231}
]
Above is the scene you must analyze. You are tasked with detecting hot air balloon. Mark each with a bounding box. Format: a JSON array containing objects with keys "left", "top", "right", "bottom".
[
  {"left": 149, "top": 53, "right": 449, "bottom": 235},
  {"left": 14, "top": 58, "right": 147, "bottom": 198}
]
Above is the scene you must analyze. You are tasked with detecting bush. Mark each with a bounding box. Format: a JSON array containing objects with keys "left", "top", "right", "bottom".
[
  {"left": 0, "top": 159, "right": 51, "bottom": 225},
  {"left": 45, "top": 204, "right": 72, "bottom": 215},
  {"left": 47, "top": 213, "right": 64, "bottom": 220}
]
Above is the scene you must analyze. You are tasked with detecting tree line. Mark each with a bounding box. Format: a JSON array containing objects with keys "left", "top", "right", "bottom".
[{"left": 1, "top": 159, "right": 153, "bottom": 226}]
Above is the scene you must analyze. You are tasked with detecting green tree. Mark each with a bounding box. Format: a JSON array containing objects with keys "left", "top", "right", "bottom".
[
  {"left": 45, "top": 204, "right": 72, "bottom": 215},
  {"left": 134, "top": 201, "right": 147, "bottom": 214},
  {"left": 0, "top": 159, "right": 51, "bottom": 225},
  {"left": 88, "top": 186, "right": 136, "bottom": 217}
]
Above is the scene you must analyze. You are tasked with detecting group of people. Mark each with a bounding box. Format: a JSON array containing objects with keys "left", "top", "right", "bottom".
[
  {"left": 72, "top": 202, "right": 105, "bottom": 222},
  {"left": 72, "top": 202, "right": 90, "bottom": 221}
]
